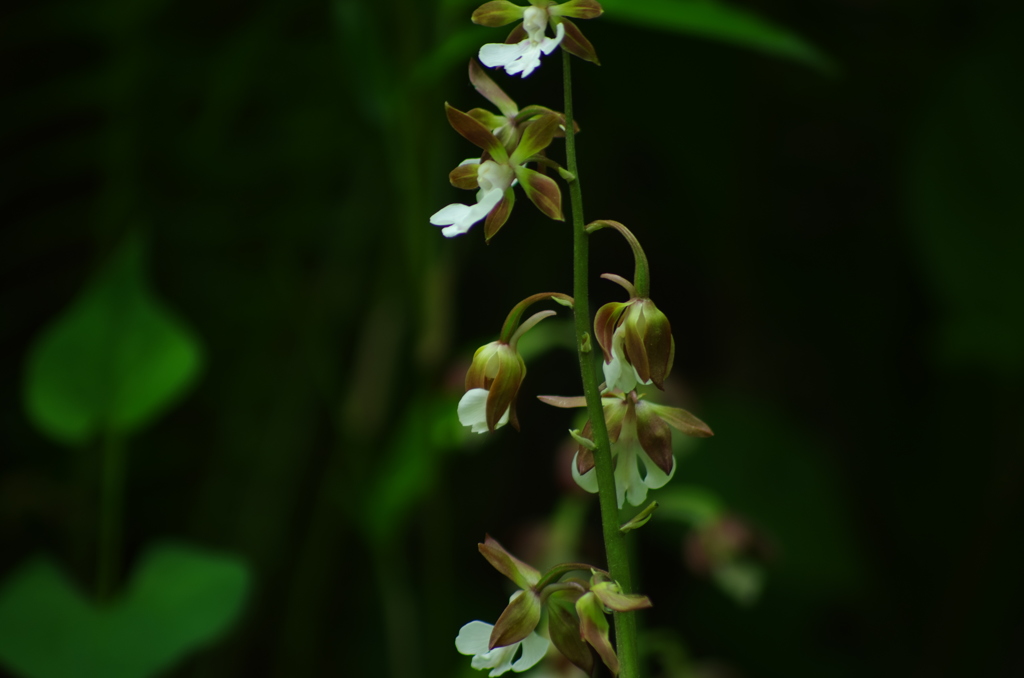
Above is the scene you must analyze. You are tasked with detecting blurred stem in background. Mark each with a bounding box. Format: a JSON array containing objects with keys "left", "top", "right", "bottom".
[
  {"left": 271, "top": 2, "right": 460, "bottom": 677},
  {"left": 97, "top": 431, "right": 126, "bottom": 602}
]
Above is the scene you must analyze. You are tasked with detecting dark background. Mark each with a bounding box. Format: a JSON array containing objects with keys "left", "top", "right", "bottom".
[{"left": 3, "top": 0, "right": 1023, "bottom": 676}]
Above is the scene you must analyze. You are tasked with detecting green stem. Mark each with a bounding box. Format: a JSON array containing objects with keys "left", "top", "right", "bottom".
[
  {"left": 97, "top": 431, "right": 126, "bottom": 602},
  {"left": 562, "top": 49, "right": 641, "bottom": 678}
]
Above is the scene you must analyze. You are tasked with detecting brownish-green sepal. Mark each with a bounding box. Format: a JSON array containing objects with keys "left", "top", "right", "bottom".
[
  {"left": 515, "top": 106, "right": 578, "bottom": 138},
  {"left": 622, "top": 300, "right": 673, "bottom": 389},
  {"left": 594, "top": 301, "right": 628, "bottom": 363},
  {"left": 465, "top": 342, "right": 501, "bottom": 390},
  {"left": 486, "top": 350, "right": 525, "bottom": 431},
  {"left": 536, "top": 394, "right": 587, "bottom": 408},
  {"left": 575, "top": 592, "right": 618, "bottom": 674},
  {"left": 558, "top": 18, "right": 600, "bottom": 65},
  {"left": 479, "top": 535, "right": 541, "bottom": 589},
  {"left": 469, "top": 58, "right": 518, "bottom": 118},
  {"left": 546, "top": 588, "right": 595, "bottom": 676},
  {"left": 640, "top": 300, "right": 672, "bottom": 388},
  {"left": 484, "top": 188, "right": 515, "bottom": 242},
  {"left": 646, "top": 402, "right": 714, "bottom": 438},
  {"left": 605, "top": 397, "right": 628, "bottom": 443},
  {"left": 635, "top": 399, "right": 673, "bottom": 474},
  {"left": 514, "top": 166, "right": 563, "bottom": 221},
  {"left": 449, "top": 162, "right": 480, "bottom": 190},
  {"left": 592, "top": 582, "right": 652, "bottom": 612},
  {"left": 510, "top": 113, "right": 561, "bottom": 165},
  {"left": 445, "top": 103, "right": 508, "bottom": 163},
  {"left": 472, "top": 0, "right": 526, "bottom": 27},
  {"left": 490, "top": 590, "right": 542, "bottom": 649},
  {"left": 468, "top": 107, "right": 508, "bottom": 133},
  {"left": 550, "top": 0, "right": 603, "bottom": 19}
]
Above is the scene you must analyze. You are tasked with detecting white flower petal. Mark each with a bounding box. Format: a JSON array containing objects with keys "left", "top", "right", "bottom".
[
  {"left": 604, "top": 326, "right": 638, "bottom": 393},
  {"left": 457, "top": 388, "right": 510, "bottom": 433},
  {"left": 539, "top": 22, "right": 565, "bottom": 55},
  {"left": 431, "top": 203, "right": 471, "bottom": 226},
  {"left": 479, "top": 41, "right": 530, "bottom": 69},
  {"left": 615, "top": 439, "right": 648, "bottom": 508},
  {"left": 458, "top": 389, "right": 490, "bottom": 433},
  {"left": 640, "top": 452, "right": 676, "bottom": 490},
  {"left": 430, "top": 187, "right": 505, "bottom": 238},
  {"left": 512, "top": 632, "right": 549, "bottom": 672},
  {"left": 477, "top": 644, "right": 519, "bottom": 676},
  {"left": 456, "top": 621, "right": 495, "bottom": 656},
  {"left": 571, "top": 451, "right": 599, "bottom": 493}
]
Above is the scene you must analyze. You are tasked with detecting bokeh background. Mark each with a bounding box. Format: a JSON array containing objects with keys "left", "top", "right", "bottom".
[{"left": 2, "top": 0, "right": 1023, "bottom": 676}]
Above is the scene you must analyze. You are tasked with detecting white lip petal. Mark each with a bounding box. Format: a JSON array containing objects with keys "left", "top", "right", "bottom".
[
  {"left": 540, "top": 22, "right": 566, "bottom": 55},
  {"left": 458, "top": 388, "right": 491, "bottom": 433},
  {"left": 615, "top": 438, "right": 648, "bottom": 508},
  {"left": 456, "top": 621, "right": 495, "bottom": 656},
  {"left": 604, "top": 327, "right": 639, "bottom": 393},
  {"left": 430, "top": 203, "right": 471, "bottom": 226},
  {"left": 475, "top": 644, "right": 519, "bottom": 676},
  {"left": 479, "top": 41, "right": 530, "bottom": 69},
  {"left": 457, "top": 388, "right": 509, "bottom": 433},
  {"left": 430, "top": 186, "right": 505, "bottom": 238},
  {"left": 640, "top": 451, "right": 676, "bottom": 490},
  {"left": 512, "top": 632, "right": 549, "bottom": 672}
]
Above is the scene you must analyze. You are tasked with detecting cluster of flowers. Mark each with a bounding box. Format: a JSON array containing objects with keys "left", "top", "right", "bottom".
[
  {"left": 433, "top": 2, "right": 713, "bottom": 675},
  {"left": 456, "top": 536, "right": 650, "bottom": 676}
]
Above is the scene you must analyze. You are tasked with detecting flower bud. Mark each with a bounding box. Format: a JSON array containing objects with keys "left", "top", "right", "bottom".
[
  {"left": 458, "top": 292, "right": 572, "bottom": 433},
  {"left": 459, "top": 341, "right": 525, "bottom": 433},
  {"left": 595, "top": 296, "right": 674, "bottom": 392}
]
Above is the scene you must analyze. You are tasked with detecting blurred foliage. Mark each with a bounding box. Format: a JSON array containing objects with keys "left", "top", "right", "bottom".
[
  {"left": 24, "top": 237, "right": 202, "bottom": 446},
  {"left": 2, "top": 0, "right": 1023, "bottom": 677},
  {"left": 0, "top": 544, "right": 249, "bottom": 678}
]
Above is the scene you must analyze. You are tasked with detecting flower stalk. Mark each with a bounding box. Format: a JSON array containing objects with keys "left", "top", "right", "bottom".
[{"left": 562, "top": 48, "right": 641, "bottom": 678}]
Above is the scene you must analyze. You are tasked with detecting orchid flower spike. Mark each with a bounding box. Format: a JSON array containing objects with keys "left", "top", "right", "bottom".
[
  {"left": 538, "top": 391, "right": 713, "bottom": 508},
  {"left": 472, "top": 0, "right": 604, "bottom": 78}
]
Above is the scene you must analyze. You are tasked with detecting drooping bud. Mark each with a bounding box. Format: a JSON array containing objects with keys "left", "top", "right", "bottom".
[
  {"left": 459, "top": 292, "right": 572, "bottom": 433},
  {"left": 588, "top": 220, "right": 676, "bottom": 391},
  {"left": 545, "top": 588, "right": 595, "bottom": 675},
  {"left": 460, "top": 341, "right": 525, "bottom": 432}
]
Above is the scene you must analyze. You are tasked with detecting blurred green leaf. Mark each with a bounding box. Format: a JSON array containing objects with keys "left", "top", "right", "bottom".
[
  {"left": 600, "top": 0, "right": 833, "bottom": 72},
  {"left": 0, "top": 543, "right": 250, "bottom": 678},
  {"left": 23, "top": 237, "right": 203, "bottom": 445}
]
